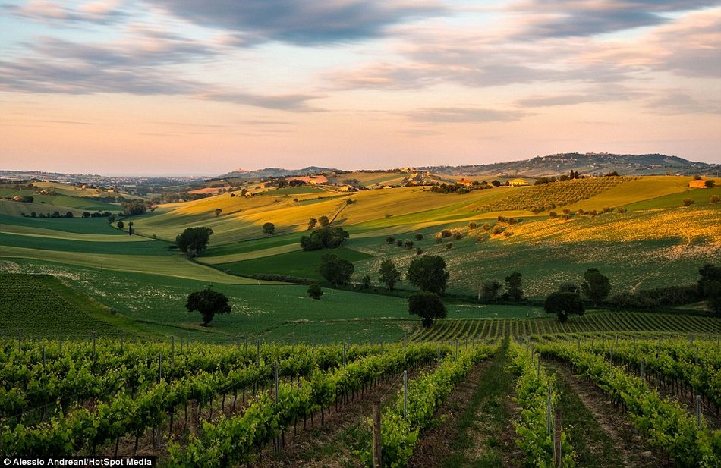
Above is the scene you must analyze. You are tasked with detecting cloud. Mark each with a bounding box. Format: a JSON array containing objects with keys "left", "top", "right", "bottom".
[
  {"left": 510, "top": 0, "right": 721, "bottom": 39},
  {"left": 147, "top": 0, "right": 445, "bottom": 45},
  {"left": 517, "top": 85, "right": 648, "bottom": 107},
  {"left": 0, "top": 25, "right": 323, "bottom": 111},
  {"left": 7, "top": 0, "right": 127, "bottom": 25},
  {"left": 406, "top": 107, "right": 527, "bottom": 123},
  {"left": 647, "top": 92, "right": 721, "bottom": 114}
]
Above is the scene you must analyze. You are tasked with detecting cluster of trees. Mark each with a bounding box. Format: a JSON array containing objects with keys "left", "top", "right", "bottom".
[
  {"left": 533, "top": 171, "right": 583, "bottom": 186},
  {"left": 121, "top": 200, "right": 147, "bottom": 216},
  {"left": 21, "top": 210, "right": 111, "bottom": 219},
  {"left": 479, "top": 272, "right": 524, "bottom": 302},
  {"left": 544, "top": 268, "right": 611, "bottom": 322},
  {"left": 301, "top": 226, "right": 349, "bottom": 251}
]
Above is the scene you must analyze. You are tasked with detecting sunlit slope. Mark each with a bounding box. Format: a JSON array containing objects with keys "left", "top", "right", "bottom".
[{"left": 133, "top": 176, "right": 714, "bottom": 250}]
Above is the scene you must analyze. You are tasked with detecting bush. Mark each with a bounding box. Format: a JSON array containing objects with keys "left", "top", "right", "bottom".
[
  {"left": 386, "top": 236, "right": 395, "bottom": 244},
  {"left": 468, "top": 222, "right": 478, "bottom": 229},
  {"left": 307, "top": 284, "right": 323, "bottom": 300},
  {"left": 683, "top": 198, "right": 695, "bottom": 206},
  {"left": 710, "top": 195, "right": 720, "bottom": 204},
  {"left": 262, "top": 222, "right": 275, "bottom": 235},
  {"left": 415, "top": 233, "right": 424, "bottom": 241},
  {"left": 446, "top": 242, "right": 453, "bottom": 250}
]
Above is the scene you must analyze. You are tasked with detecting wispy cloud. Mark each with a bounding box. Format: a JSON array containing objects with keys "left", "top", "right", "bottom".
[{"left": 406, "top": 107, "right": 528, "bottom": 123}]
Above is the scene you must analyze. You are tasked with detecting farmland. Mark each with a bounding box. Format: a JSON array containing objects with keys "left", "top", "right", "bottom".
[
  {"left": 4, "top": 336, "right": 721, "bottom": 466},
  {"left": 1, "top": 171, "right": 721, "bottom": 465}
]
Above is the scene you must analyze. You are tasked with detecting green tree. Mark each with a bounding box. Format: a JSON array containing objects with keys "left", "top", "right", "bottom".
[
  {"left": 176, "top": 227, "right": 214, "bottom": 258},
  {"left": 307, "top": 217, "right": 317, "bottom": 230},
  {"left": 128, "top": 221, "right": 134, "bottom": 236},
  {"left": 360, "top": 274, "right": 372, "bottom": 289},
  {"left": 705, "top": 180, "right": 715, "bottom": 188},
  {"left": 480, "top": 280, "right": 501, "bottom": 302},
  {"left": 581, "top": 268, "right": 611, "bottom": 306},
  {"left": 263, "top": 222, "right": 275, "bottom": 235},
  {"left": 307, "top": 283, "right": 323, "bottom": 300},
  {"left": 544, "top": 289, "right": 585, "bottom": 322},
  {"left": 379, "top": 259, "right": 401, "bottom": 291},
  {"left": 699, "top": 264, "right": 721, "bottom": 315},
  {"left": 407, "top": 255, "right": 449, "bottom": 295},
  {"left": 117, "top": 220, "right": 125, "bottom": 230},
  {"left": 319, "top": 253, "right": 354, "bottom": 286},
  {"left": 408, "top": 292, "right": 447, "bottom": 328},
  {"left": 504, "top": 272, "right": 523, "bottom": 301},
  {"left": 318, "top": 215, "right": 330, "bottom": 227},
  {"left": 186, "top": 287, "right": 231, "bottom": 326}
]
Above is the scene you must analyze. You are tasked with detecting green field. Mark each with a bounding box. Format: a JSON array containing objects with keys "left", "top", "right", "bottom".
[{"left": 0, "top": 175, "right": 719, "bottom": 344}]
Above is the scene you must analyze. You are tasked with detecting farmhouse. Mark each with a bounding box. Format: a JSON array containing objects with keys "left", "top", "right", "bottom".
[
  {"left": 509, "top": 178, "right": 530, "bottom": 187},
  {"left": 689, "top": 179, "right": 707, "bottom": 188}
]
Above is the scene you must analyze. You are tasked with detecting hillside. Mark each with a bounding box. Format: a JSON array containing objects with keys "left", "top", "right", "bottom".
[{"left": 420, "top": 152, "right": 719, "bottom": 177}]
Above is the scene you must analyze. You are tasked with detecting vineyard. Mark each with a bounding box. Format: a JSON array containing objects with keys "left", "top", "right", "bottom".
[
  {"left": 479, "top": 177, "right": 632, "bottom": 213},
  {"left": 2, "top": 334, "right": 721, "bottom": 466},
  {"left": 409, "top": 312, "right": 721, "bottom": 341}
]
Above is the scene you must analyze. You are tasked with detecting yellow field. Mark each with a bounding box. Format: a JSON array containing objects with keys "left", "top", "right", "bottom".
[{"left": 131, "top": 175, "right": 719, "bottom": 248}]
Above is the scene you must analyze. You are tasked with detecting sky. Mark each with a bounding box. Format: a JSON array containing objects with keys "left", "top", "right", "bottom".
[{"left": 1, "top": 0, "right": 720, "bottom": 175}]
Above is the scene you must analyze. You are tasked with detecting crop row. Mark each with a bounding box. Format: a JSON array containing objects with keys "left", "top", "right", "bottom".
[
  {"left": 168, "top": 343, "right": 449, "bottom": 466},
  {"left": 538, "top": 342, "right": 721, "bottom": 466}
]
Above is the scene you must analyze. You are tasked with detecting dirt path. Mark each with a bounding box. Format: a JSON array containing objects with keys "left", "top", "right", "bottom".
[
  {"left": 408, "top": 347, "right": 522, "bottom": 468},
  {"left": 548, "top": 361, "right": 671, "bottom": 468}
]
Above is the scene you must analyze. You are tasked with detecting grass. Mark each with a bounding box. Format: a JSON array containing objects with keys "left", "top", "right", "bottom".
[
  {"left": 0, "top": 214, "right": 123, "bottom": 234},
  {"left": 216, "top": 247, "right": 373, "bottom": 281},
  {"left": 548, "top": 366, "right": 626, "bottom": 467},
  {"left": 0, "top": 231, "right": 170, "bottom": 256},
  {"left": 441, "top": 342, "right": 516, "bottom": 467},
  {"left": 0, "top": 273, "right": 142, "bottom": 339}
]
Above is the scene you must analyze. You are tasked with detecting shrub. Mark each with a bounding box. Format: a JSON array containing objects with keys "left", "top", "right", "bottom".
[
  {"left": 386, "top": 236, "right": 396, "bottom": 244},
  {"left": 307, "top": 284, "right": 323, "bottom": 300},
  {"left": 683, "top": 198, "right": 695, "bottom": 206},
  {"left": 710, "top": 195, "right": 720, "bottom": 204},
  {"left": 468, "top": 222, "right": 478, "bottom": 229},
  {"left": 415, "top": 233, "right": 424, "bottom": 241},
  {"left": 446, "top": 242, "right": 453, "bottom": 250}
]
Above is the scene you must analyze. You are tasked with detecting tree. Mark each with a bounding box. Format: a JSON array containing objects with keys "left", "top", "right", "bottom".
[
  {"left": 480, "top": 280, "right": 501, "bottom": 302},
  {"left": 307, "top": 218, "right": 317, "bottom": 230},
  {"left": 128, "top": 221, "right": 134, "bottom": 236},
  {"left": 263, "top": 222, "right": 275, "bottom": 235},
  {"left": 705, "top": 180, "right": 715, "bottom": 188},
  {"left": 186, "top": 287, "right": 231, "bottom": 325},
  {"left": 307, "top": 283, "right": 323, "bottom": 300},
  {"left": 408, "top": 292, "right": 447, "bottom": 328},
  {"left": 545, "top": 289, "right": 585, "bottom": 322},
  {"left": 117, "top": 220, "right": 125, "bottom": 230},
  {"left": 360, "top": 274, "right": 372, "bottom": 289},
  {"left": 504, "top": 272, "right": 523, "bottom": 301},
  {"left": 699, "top": 264, "right": 721, "bottom": 315},
  {"left": 215, "top": 208, "right": 222, "bottom": 217},
  {"left": 379, "top": 259, "right": 401, "bottom": 290},
  {"left": 581, "top": 268, "right": 611, "bottom": 306},
  {"left": 65, "top": 211, "right": 74, "bottom": 218},
  {"left": 176, "top": 227, "right": 214, "bottom": 258},
  {"left": 407, "top": 256, "right": 449, "bottom": 295},
  {"left": 318, "top": 215, "right": 330, "bottom": 227},
  {"left": 319, "top": 254, "right": 354, "bottom": 286}
]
